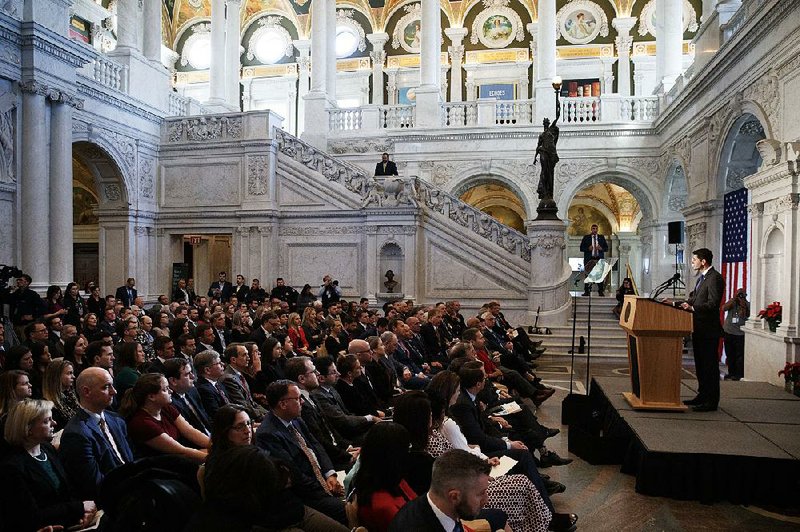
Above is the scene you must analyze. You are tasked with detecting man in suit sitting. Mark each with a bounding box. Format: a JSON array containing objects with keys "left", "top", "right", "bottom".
[
  {"left": 374, "top": 152, "right": 398, "bottom": 176},
  {"left": 311, "top": 356, "right": 377, "bottom": 442},
  {"left": 681, "top": 248, "right": 725, "bottom": 412},
  {"left": 334, "top": 353, "right": 385, "bottom": 418},
  {"left": 210, "top": 311, "right": 231, "bottom": 354},
  {"left": 165, "top": 358, "right": 212, "bottom": 436},
  {"left": 194, "top": 350, "right": 231, "bottom": 418},
  {"left": 115, "top": 278, "right": 138, "bottom": 308},
  {"left": 579, "top": 224, "right": 609, "bottom": 296},
  {"left": 59, "top": 367, "right": 134, "bottom": 499},
  {"left": 389, "top": 449, "right": 503, "bottom": 532},
  {"left": 220, "top": 343, "right": 267, "bottom": 421},
  {"left": 256, "top": 380, "right": 347, "bottom": 524},
  {"left": 207, "top": 271, "right": 233, "bottom": 302}
]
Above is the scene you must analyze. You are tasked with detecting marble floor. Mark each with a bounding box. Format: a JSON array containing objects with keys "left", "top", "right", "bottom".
[{"left": 532, "top": 355, "right": 800, "bottom": 532}]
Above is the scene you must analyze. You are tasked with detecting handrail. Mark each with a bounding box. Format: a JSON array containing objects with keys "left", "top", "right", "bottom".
[
  {"left": 274, "top": 129, "right": 531, "bottom": 262},
  {"left": 78, "top": 52, "right": 127, "bottom": 92}
]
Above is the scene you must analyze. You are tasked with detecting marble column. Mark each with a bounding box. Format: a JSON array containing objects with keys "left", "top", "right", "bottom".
[
  {"left": 20, "top": 87, "right": 50, "bottom": 286},
  {"left": 303, "top": 0, "right": 332, "bottom": 148},
  {"left": 207, "top": 0, "right": 227, "bottom": 106},
  {"left": 444, "top": 27, "right": 467, "bottom": 102},
  {"left": 49, "top": 99, "right": 74, "bottom": 287},
  {"left": 310, "top": 0, "right": 327, "bottom": 93},
  {"left": 415, "top": 0, "right": 442, "bottom": 127},
  {"left": 367, "top": 33, "right": 389, "bottom": 105},
  {"left": 526, "top": 219, "right": 571, "bottom": 326},
  {"left": 656, "top": 0, "right": 684, "bottom": 92},
  {"left": 114, "top": 0, "right": 141, "bottom": 52},
  {"left": 535, "top": 0, "right": 557, "bottom": 121},
  {"left": 613, "top": 17, "right": 636, "bottom": 96},
  {"left": 225, "top": 0, "right": 242, "bottom": 109},
  {"left": 142, "top": 0, "right": 162, "bottom": 62},
  {"left": 326, "top": 0, "right": 337, "bottom": 100},
  {"left": 294, "top": 40, "right": 311, "bottom": 135}
]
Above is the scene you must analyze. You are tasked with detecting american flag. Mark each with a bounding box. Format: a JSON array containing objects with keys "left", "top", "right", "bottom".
[{"left": 721, "top": 187, "right": 749, "bottom": 309}]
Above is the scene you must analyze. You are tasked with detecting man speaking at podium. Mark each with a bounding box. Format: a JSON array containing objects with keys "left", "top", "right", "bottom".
[{"left": 681, "top": 248, "right": 724, "bottom": 412}]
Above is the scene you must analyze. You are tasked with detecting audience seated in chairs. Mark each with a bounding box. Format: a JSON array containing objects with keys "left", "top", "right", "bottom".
[{"left": 41, "top": 359, "right": 80, "bottom": 428}]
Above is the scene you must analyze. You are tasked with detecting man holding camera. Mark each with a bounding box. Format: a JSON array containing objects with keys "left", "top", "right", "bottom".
[
  {"left": 722, "top": 289, "right": 749, "bottom": 381},
  {"left": 318, "top": 275, "right": 341, "bottom": 308}
]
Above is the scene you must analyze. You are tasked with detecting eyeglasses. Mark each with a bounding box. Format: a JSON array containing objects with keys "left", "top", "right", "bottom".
[
  {"left": 304, "top": 369, "right": 320, "bottom": 376},
  {"left": 231, "top": 420, "right": 253, "bottom": 432}
]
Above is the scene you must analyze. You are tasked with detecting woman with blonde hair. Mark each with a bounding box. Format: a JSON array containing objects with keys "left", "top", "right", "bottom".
[
  {"left": 301, "top": 306, "right": 324, "bottom": 350},
  {"left": 0, "top": 399, "right": 97, "bottom": 531},
  {"left": 120, "top": 373, "right": 209, "bottom": 463},
  {"left": 287, "top": 312, "right": 311, "bottom": 355},
  {"left": 42, "top": 359, "right": 80, "bottom": 428},
  {"left": 231, "top": 309, "right": 253, "bottom": 343}
]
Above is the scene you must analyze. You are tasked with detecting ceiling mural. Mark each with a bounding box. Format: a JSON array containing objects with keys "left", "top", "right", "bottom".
[{"left": 567, "top": 182, "right": 640, "bottom": 235}]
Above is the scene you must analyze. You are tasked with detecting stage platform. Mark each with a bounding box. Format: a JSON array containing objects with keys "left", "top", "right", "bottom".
[{"left": 568, "top": 376, "right": 800, "bottom": 507}]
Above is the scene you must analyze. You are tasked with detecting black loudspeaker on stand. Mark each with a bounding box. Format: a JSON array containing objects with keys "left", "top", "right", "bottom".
[
  {"left": 562, "top": 267, "right": 593, "bottom": 426},
  {"left": 666, "top": 221, "right": 686, "bottom": 296}
]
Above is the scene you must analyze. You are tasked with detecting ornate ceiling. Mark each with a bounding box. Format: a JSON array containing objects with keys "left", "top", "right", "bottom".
[{"left": 569, "top": 182, "right": 640, "bottom": 233}]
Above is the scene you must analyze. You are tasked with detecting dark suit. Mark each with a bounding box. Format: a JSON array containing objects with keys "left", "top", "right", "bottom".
[
  {"left": 0, "top": 444, "right": 85, "bottom": 531},
  {"left": 207, "top": 281, "right": 233, "bottom": 302},
  {"left": 195, "top": 377, "right": 230, "bottom": 418},
  {"left": 365, "top": 359, "right": 395, "bottom": 403},
  {"left": 171, "top": 388, "right": 212, "bottom": 435},
  {"left": 211, "top": 327, "right": 231, "bottom": 354},
  {"left": 311, "top": 385, "right": 372, "bottom": 441},
  {"left": 449, "top": 390, "right": 508, "bottom": 453},
  {"left": 299, "top": 392, "right": 353, "bottom": 470},
  {"left": 172, "top": 287, "right": 191, "bottom": 304},
  {"left": 58, "top": 409, "right": 134, "bottom": 499},
  {"left": 115, "top": 285, "right": 138, "bottom": 308},
  {"left": 233, "top": 284, "right": 249, "bottom": 302},
  {"left": 255, "top": 412, "right": 346, "bottom": 524},
  {"left": 220, "top": 366, "right": 267, "bottom": 420},
  {"left": 420, "top": 323, "right": 448, "bottom": 363},
  {"left": 335, "top": 378, "right": 380, "bottom": 417},
  {"left": 580, "top": 232, "right": 609, "bottom": 295},
  {"left": 388, "top": 494, "right": 508, "bottom": 532},
  {"left": 374, "top": 160, "right": 398, "bottom": 176},
  {"left": 688, "top": 267, "right": 724, "bottom": 407}
]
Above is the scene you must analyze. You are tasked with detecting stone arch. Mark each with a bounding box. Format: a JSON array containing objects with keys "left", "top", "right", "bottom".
[
  {"left": 71, "top": 139, "right": 131, "bottom": 208},
  {"left": 662, "top": 160, "right": 688, "bottom": 222},
  {"left": 449, "top": 172, "right": 534, "bottom": 219},
  {"left": 761, "top": 224, "right": 784, "bottom": 306},
  {"left": 716, "top": 112, "right": 766, "bottom": 197},
  {"left": 557, "top": 171, "right": 658, "bottom": 224}
]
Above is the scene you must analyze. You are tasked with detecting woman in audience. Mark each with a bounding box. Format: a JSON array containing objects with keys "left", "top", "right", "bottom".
[
  {"left": 230, "top": 310, "right": 252, "bottom": 343},
  {"left": 0, "top": 370, "right": 33, "bottom": 417},
  {"left": 351, "top": 422, "right": 417, "bottom": 532},
  {"left": 287, "top": 312, "right": 311, "bottom": 356},
  {"left": 209, "top": 405, "right": 253, "bottom": 456},
  {"left": 169, "top": 317, "right": 190, "bottom": 342},
  {"left": 259, "top": 337, "right": 287, "bottom": 387},
  {"left": 187, "top": 444, "right": 349, "bottom": 532},
  {"left": 419, "top": 375, "right": 555, "bottom": 532},
  {"left": 29, "top": 342, "right": 52, "bottom": 399},
  {"left": 613, "top": 277, "right": 636, "bottom": 317},
  {"left": 152, "top": 311, "right": 171, "bottom": 337},
  {"left": 324, "top": 320, "right": 348, "bottom": 357},
  {"left": 283, "top": 336, "right": 297, "bottom": 358},
  {"left": 42, "top": 360, "right": 80, "bottom": 428},
  {"left": 120, "top": 373, "right": 209, "bottom": 463},
  {"left": 242, "top": 342, "right": 266, "bottom": 404},
  {"left": 62, "top": 282, "right": 86, "bottom": 328},
  {"left": 5, "top": 345, "right": 35, "bottom": 373},
  {"left": 301, "top": 307, "right": 324, "bottom": 351},
  {"left": 64, "top": 335, "right": 89, "bottom": 376},
  {"left": 113, "top": 342, "right": 145, "bottom": 397},
  {"left": 0, "top": 399, "right": 98, "bottom": 531},
  {"left": 82, "top": 312, "right": 99, "bottom": 338},
  {"left": 297, "top": 284, "right": 316, "bottom": 312},
  {"left": 43, "top": 285, "right": 67, "bottom": 321},
  {"left": 86, "top": 285, "right": 104, "bottom": 317}
]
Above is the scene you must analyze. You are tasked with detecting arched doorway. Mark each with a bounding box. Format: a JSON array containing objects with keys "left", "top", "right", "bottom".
[
  {"left": 458, "top": 182, "right": 527, "bottom": 232},
  {"left": 72, "top": 141, "right": 129, "bottom": 294},
  {"left": 567, "top": 182, "right": 643, "bottom": 291}
]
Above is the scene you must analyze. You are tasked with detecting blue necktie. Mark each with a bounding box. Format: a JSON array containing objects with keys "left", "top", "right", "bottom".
[{"left": 694, "top": 274, "right": 705, "bottom": 292}]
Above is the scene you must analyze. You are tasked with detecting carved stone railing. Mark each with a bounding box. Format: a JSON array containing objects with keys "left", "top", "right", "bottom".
[
  {"left": 415, "top": 179, "right": 531, "bottom": 262},
  {"left": 379, "top": 105, "right": 415, "bottom": 129},
  {"left": 495, "top": 99, "right": 535, "bottom": 125},
  {"left": 275, "top": 129, "right": 531, "bottom": 261},
  {"left": 168, "top": 92, "right": 189, "bottom": 116},
  {"left": 78, "top": 53, "right": 127, "bottom": 92},
  {"left": 442, "top": 102, "right": 478, "bottom": 127},
  {"left": 618, "top": 96, "right": 659, "bottom": 122},
  {"left": 721, "top": 0, "right": 750, "bottom": 43},
  {"left": 330, "top": 108, "right": 363, "bottom": 132},
  {"left": 164, "top": 113, "right": 244, "bottom": 143},
  {"left": 560, "top": 97, "right": 601, "bottom": 123}
]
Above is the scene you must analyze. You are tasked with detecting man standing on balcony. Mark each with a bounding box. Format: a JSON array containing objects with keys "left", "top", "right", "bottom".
[{"left": 374, "top": 152, "right": 398, "bottom": 176}]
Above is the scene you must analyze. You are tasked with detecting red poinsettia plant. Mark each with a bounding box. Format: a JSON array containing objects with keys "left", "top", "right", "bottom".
[
  {"left": 778, "top": 362, "right": 800, "bottom": 384},
  {"left": 757, "top": 301, "right": 782, "bottom": 330}
]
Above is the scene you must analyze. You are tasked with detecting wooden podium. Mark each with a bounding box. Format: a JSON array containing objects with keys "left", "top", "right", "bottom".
[{"left": 618, "top": 296, "right": 692, "bottom": 411}]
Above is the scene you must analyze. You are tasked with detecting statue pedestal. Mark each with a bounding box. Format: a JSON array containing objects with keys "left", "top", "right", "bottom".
[
  {"left": 535, "top": 199, "right": 559, "bottom": 220},
  {"left": 526, "top": 218, "right": 572, "bottom": 326}
]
